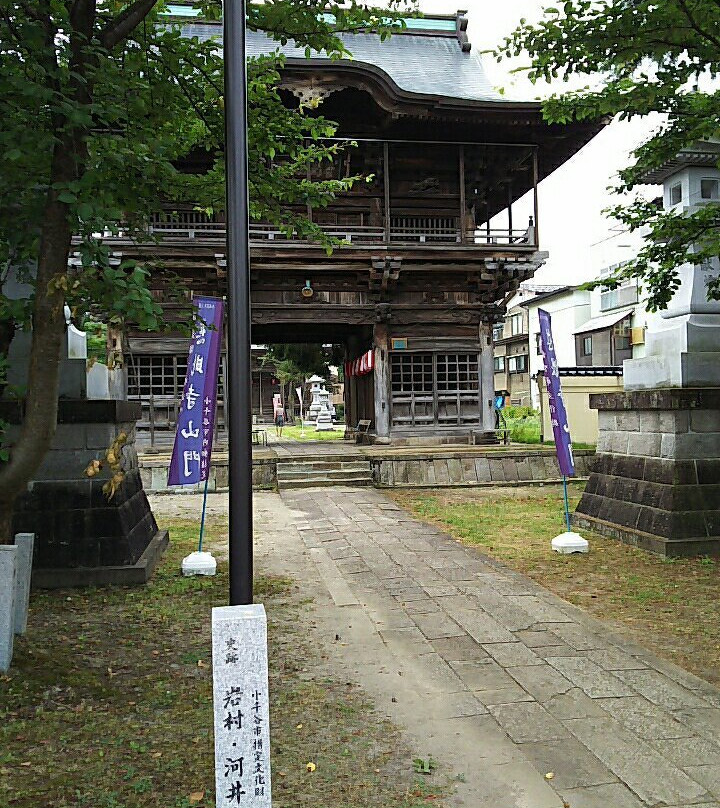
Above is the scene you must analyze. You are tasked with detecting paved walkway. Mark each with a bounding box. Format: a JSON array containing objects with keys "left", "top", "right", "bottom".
[{"left": 161, "top": 488, "right": 720, "bottom": 807}]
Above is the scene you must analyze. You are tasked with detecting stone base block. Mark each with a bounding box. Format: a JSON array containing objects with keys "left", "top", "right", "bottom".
[
  {"left": 571, "top": 513, "right": 719, "bottom": 558},
  {"left": 574, "top": 388, "right": 720, "bottom": 557},
  {"left": 3, "top": 400, "right": 166, "bottom": 586},
  {"left": 31, "top": 529, "right": 169, "bottom": 589}
]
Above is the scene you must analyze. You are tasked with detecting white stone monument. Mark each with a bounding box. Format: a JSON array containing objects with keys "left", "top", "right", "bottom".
[
  {"left": 0, "top": 545, "right": 17, "bottom": 672},
  {"left": 315, "top": 387, "right": 335, "bottom": 431},
  {"left": 307, "top": 375, "right": 324, "bottom": 423},
  {"left": 624, "top": 146, "right": 720, "bottom": 391},
  {"left": 212, "top": 605, "right": 272, "bottom": 808},
  {"left": 573, "top": 142, "right": 720, "bottom": 555}
]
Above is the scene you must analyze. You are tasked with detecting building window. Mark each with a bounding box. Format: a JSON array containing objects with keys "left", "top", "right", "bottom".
[
  {"left": 128, "top": 354, "right": 224, "bottom": 400},
  {"left": 670, "top": 182, "right": 682, "bottom": 205},
  {"left": 492, "top": 323, "right": 504, "bottom": 342},
  {"left": 494, "top": 355, "right": 505, "bottom": 372},
  {"left": 701, "top": 178, "right": 719, "bottom": 200},
  {"left": 390, "top": 352, "right": 482, "bottom": 428},
  {"left": 507, "top": 354, "right": 528, "bottom": 373},
  {"left": 535, "top": 333, "right": 543, "bottom": 356},
  {"left": 582, "top": 335, "right": 592, "bottom": 356},
  {"left": 509, "top": 313, "right": 523, "bottom": 336},
  {"left": 612, "top": 318, "right": 633, "bottom": 364}
]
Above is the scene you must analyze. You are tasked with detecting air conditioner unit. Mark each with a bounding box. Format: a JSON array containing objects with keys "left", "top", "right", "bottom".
[{"left": 631, "top": 327, "right": 646, "bottom": 346}]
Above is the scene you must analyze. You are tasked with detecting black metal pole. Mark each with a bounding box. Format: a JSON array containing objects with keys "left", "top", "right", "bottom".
[{"left": 224, "top": 0, "right": 253, "bottom": 605}]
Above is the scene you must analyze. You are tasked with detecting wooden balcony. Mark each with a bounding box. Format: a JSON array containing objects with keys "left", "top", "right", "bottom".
[
  {"left": 144, "top": 217, "right": 536, "bottom": 248},
  {"left": 108, "top": 139, "right": 541, "bottom": 253}
]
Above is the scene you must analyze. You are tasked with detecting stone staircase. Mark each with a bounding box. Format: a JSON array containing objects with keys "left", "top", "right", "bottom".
[{"left": 276, "top": 457, "right": 374, "bottom": 490}]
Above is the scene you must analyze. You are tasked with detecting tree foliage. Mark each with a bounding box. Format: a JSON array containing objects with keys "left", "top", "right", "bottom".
[
  {"left": 265, "top": 343, "right": 340, "bottom": 383},
  {"left": 496, "top": 0, "right": 720, "bottom": 311},
  {"left": 0, "top": 0, "right": 414, "bottom": 538}
]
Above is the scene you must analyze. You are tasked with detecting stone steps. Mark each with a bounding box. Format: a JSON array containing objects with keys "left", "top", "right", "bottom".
[
  {"left": 276, "top": 461, "right": 373, "bottom": 489},
  {"left": 278, "top": 460, "right": 369, "bottom": 472}
]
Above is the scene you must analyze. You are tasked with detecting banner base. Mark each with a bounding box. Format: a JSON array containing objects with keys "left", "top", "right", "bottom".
[
  {"left": 551, "top": 532, "right": 589, "bottom": 554},
  {"left": 182, "top": 551, "right": 218, "bottom": 576}
]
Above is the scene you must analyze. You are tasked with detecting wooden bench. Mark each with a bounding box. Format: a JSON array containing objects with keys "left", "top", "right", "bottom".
[
  {"left": 251, "top": 429, "right": 268, "bottom": 446},
  {"left": 355, "top": 419, "right": 372, "bottom": 444}
]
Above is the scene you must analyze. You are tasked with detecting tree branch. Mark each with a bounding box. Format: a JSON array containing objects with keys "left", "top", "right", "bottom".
[
  {"left": 69, "top": 0, "right": 96, "bottom": 38},
  {"left": 676, "top": 0, "right": 720, "bottom": 49},
  {"left": 100, "top": 0, "right": 158, "bottom": 50}
]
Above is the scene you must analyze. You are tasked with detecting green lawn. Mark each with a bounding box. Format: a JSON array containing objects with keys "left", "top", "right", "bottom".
[{"left": 273, "top": 423, "right": 346, "bottom": 442}]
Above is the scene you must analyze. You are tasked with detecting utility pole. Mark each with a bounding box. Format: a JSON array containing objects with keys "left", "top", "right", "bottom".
[{"left": 224, "top": 0, "right": 253, "bottom": 605}]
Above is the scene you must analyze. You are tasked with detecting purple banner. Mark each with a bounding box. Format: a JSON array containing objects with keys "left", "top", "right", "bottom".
[
  {"left": 168, "top": 297, "right": 224, "bottom": 486},
  {"left": 538, "top": 309, "right": 575, "bottom": 477}
]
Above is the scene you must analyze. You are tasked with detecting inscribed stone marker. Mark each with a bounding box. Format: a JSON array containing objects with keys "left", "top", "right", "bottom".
[
  {"left": 0, "top": 545, "right": 17, "bottom": 671},
  {"left": 13, "top": 532, "right": 34, "bottom": 635},
  {"left": 212, "top": 605, "right": 272, "bottom": 807}
]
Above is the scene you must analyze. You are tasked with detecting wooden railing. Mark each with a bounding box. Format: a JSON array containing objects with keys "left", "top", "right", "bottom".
[{"left": 138, "top": 217, "right": 536, "bottom": 248}]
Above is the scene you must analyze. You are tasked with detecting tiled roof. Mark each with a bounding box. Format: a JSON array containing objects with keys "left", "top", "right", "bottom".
[{"left": 178, "top": 23, "right": 506, "bottom": 105}]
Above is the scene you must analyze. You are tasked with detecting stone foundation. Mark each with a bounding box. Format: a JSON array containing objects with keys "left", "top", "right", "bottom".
[
  {"left": 3, "top": 400, "right": 167, "bottom": 587},
  {"left": 138, "top": 448, "right": 594, "bottom": 492},
  {"left": 572, "top": 389, "right": 720, "bottom": 557}
]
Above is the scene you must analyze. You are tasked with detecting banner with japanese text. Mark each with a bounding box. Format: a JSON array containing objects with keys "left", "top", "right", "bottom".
[
  {"left": 168, "top": 297, "right": 224, "bottom": 486},
  {"left": 538, "top": 309, "right": 575, "bottom": 477}
]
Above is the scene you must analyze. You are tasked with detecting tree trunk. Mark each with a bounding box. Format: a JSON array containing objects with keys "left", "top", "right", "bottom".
[{"left": 0, "top": 142, "right": 73, "bottom": 543}]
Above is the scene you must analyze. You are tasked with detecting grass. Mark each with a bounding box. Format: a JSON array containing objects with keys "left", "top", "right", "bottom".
[
  {"left": 505, "top": 412, "right": 541, "bottom": 444},
  {"left": 0, "top": 521, "right": 444, "bottom": 808},
  {"left": 500, "top": 412, "right": 596, "bottom": 450},
  {"left": 272, "top": 423, "right": 346, "bottom": 442},
  {"left": 390, "top": 485, "right": 720, "bottom": 685}
]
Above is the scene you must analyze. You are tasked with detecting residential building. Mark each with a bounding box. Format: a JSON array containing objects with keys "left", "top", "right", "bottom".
[
  {"left": 523, "top": 286, "right": 591, "bottom": 408},
  {"left": 493, "top": 294, "right": 533, "bottom": 407}
]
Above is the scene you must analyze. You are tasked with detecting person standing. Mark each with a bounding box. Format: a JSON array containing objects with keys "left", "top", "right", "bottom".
[{"left": 274, "top": 408, "right": 285, "bottom": 438}]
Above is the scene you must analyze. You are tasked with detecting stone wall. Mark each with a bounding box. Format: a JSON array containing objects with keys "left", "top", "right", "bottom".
[
  {"left": 140, "top": 456, "right": 276, "bottom": 493},
  {"left": 140, "top": 449, "right": 593, "bottom": 493},
  {"left": 373, "top": 450, "right": 593, "bottom": 487}
]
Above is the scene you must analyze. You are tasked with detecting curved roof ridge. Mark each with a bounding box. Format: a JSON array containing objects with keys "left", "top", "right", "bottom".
[{"left": 180, "top": 23, "right": 517, "bottom": 105}]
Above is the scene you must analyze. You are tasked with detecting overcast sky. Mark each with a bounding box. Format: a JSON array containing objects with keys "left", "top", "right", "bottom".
[{"left": 417, "top": 1, "right": 661, "bottom": 286}]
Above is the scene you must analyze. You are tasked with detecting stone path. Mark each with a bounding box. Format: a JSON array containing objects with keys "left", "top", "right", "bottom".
[{"left": 159, "top": 488, "right": 720, "bottom": 807}]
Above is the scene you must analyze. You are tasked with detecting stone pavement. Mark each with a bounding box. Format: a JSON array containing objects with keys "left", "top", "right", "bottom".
[{"left": 164, "top": 488, "right": 720, "bottom": 808}]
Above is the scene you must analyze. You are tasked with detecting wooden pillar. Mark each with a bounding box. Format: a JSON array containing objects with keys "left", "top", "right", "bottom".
[
  {"left": 459, "top": 144, "right": 466, "bottom": 244},
  {"left": 532, "top": 147, "right": 540, "bottom": 247},
  {"left": 383, "top": 142, "right": 391, "bottom": 244},
  {"left": 344, "top": 350, "right": 354, "bottom": 430},
  {"left": 507, "top": 180, "right": 513, "bottom": 242},
  {"left": 106, "top": 324, "right": 124, "bottom": 369},
  {"left": 373, "top": 324, "right": 391, "bottom": 442}
]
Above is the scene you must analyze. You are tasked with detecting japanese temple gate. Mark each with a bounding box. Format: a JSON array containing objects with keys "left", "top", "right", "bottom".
[{"left": 111, "top": 10, "right": 600, "bottom": 444}]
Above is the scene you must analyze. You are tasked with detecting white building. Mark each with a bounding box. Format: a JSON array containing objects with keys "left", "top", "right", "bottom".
[{"left": 523, "top": 286, "right": 590, "bottom": 408}]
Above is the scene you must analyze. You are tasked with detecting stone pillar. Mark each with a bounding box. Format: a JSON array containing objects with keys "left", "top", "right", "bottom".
[
  {"left": 0, "top": 545, "right": 17, "bottom": 672},
  {"left": 373, "top": 324, "right": 390, "bottom": 443},
  {"left": 573, "top": 390, "right": 720, "bottom": 556},
  {"left": 13, "top": 533, "right": 34, "bottom": 635},
  {"left": 473, "top": 322, "right": 498, "bottom": 444}
]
